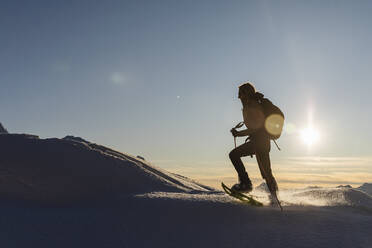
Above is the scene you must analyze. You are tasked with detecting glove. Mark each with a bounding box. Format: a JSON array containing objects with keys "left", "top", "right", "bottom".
[{"left": 230, "top": 128, "right": 239, "bottom": 137}]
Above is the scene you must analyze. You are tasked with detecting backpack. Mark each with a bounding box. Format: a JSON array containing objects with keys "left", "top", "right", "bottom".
[{"left": 260, "top": 98, "right": 284, "bottom": 140}]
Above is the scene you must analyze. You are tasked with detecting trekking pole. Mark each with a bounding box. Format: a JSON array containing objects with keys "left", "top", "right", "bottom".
[{"left": 232, "top": 122, "right": 244, "bottom": 148}]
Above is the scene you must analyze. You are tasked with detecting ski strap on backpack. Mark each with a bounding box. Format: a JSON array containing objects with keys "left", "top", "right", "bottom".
[{"left": 273, "top": 140, "right": 281, "bottom": 151}]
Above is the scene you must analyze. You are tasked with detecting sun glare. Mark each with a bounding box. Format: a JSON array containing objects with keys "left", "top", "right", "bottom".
[{"left": 300, "top": 127, "right": 320, "bottom": 146}]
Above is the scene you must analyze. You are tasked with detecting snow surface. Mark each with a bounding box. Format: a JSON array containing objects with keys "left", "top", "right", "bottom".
[
  {"left": 0, "top": 122, "right": 8, "bottom": 133},
  {"left": 0, "top": 134, "right": 371, "bottom": 248},
  {"left": 358, "top": 183, "right": 372, "bottom": 196}
]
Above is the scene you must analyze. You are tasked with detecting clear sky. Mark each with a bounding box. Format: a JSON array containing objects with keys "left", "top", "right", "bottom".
[{"left": 2, "top": 0, "right": 372, "bottom": 188}]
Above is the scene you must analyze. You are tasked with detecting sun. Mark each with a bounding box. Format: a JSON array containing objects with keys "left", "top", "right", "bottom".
[{"left": 300, "top": 127, "right": 320, "bottom": 146}]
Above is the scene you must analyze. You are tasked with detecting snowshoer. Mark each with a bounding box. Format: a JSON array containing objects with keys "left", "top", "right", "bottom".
[{"left": 229, "top": 82, "right": 283, "bottom": 201}]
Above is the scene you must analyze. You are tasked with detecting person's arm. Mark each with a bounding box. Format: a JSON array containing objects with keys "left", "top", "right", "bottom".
[
  {"left": 231, "top": 128, "right": 255, "bottom": 137},
  {"left": 238, "top": 128, "right": 255, "bottom": 137}
]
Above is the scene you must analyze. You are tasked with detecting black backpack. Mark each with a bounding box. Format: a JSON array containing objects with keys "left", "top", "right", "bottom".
[{"left": 260, "top": 98, "right": 284, "bottom": 140}]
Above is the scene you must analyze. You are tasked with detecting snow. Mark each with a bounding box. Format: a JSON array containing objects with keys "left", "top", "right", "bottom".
[
  {"left": 358, "top": 183, "right": 372, "bottom": 196},
  {"left": 0, "top": 134, "right": 371, "bottom": 247},
  {"left": 0, "top": 122, "right": 8, "bottom": 133}
]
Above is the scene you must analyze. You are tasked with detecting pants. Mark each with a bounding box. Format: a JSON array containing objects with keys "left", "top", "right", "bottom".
[{"left": 229, "top": 137, "right": 278, "bottom": 193}]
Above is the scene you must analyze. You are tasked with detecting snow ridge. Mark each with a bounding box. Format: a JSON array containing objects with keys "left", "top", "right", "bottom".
[
  {"left": 358, "top": 183, "right": 372, "bottom": 196},
  {"left": 0, "top": 134, "right": 213, "bottom": 205},
  {"left": 0, "top": 122, "right": 8, "bottom": 134}
]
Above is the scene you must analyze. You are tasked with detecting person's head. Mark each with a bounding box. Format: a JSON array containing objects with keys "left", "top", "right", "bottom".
[{"left": 238, "top": 82, "right": 256, "bottom": 102}]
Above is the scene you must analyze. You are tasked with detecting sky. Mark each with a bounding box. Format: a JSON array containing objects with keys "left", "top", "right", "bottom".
[{"left": 1, "top": 0, "right": 372, "bottom": 189}]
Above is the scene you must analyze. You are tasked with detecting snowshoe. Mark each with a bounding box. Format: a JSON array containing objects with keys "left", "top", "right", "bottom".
[{"left": 221, "top": 182, "right": 263, "bottom": 207}]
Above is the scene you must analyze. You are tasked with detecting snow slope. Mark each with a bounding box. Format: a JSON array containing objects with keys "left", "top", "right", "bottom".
[
  {"left": 0, "top": 134, "right": 212, "bottom": 205},
  {"left": 358, "top": 183, "right": 372, "bottom": 196},
  {"left": 0, "top": 122, "right": 8, "bottom": 133},
  {"left": 0, "top": 134, "right": 371, "bottom": 248}
]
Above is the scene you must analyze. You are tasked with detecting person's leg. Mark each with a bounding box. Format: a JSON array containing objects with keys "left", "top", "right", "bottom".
[
  {"left": 254, "top": 135, "right": 278, "bottom": 194},
  {"left": 229, "top": 141, "right": 255, "bottom": 185},
  {"left": 256, "top": 151, "right": 278, "bottom": 193}
]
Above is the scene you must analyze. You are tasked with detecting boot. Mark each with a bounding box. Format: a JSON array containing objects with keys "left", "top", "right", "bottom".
[{"left": 231, "top": 172, "right": 253, "bottom": 193}]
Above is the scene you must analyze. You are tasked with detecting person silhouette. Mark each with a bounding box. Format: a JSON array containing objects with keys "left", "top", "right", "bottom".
[{"left": 229, "top": 82, "right": 280, "bottom": 202}]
